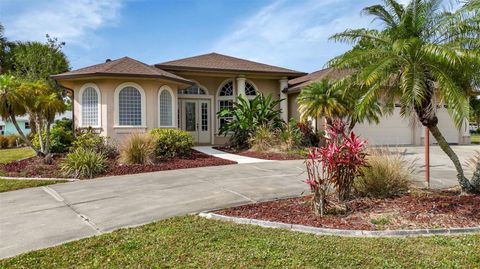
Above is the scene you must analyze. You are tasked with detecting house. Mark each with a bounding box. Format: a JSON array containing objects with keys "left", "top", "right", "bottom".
[
  {"left": 52, "top": 53, "right": 470, "bottom": 145},
  {"left": 0, "top": 111, "right": 72, "bottom": 136}
]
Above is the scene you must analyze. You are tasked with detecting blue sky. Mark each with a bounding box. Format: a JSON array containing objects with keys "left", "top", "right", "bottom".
[{"left": 0, "top": 0, "right": 426, "bottom": 72}]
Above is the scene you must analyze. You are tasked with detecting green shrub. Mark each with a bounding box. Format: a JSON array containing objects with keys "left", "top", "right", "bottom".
[
  {"left": 354, "top": 150, "right": 413, "bottom": 199},
  {"left": 280, "top": 119, "right": 302, "bottom": 150},
  {"left": 0, "top": 136, "right": 8, "bottom": 149},
  {"left": 32, "top": 119, "right": 74, "bottom": 153},
  {"left": 72, "top": 129, "right": 117, "bottom": 157},
  {"left": 120, "top": 133, "right": 156, "bottom": 164},
  {"left": 249, "top": 125, "right": 279, "bottom": 152},
  {"left": 60, "top": 148, "right": 108, "bottom": 179},
  {"left": 149, "top": 128, "right": 193, "bottom": 158}
]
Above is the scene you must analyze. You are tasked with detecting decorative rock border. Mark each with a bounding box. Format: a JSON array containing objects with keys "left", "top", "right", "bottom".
[
  {"left": 0, "top": 175, "right": 77, "bottom": 182},
  {"left": 199, "top": 212, "right": 480, "bottom": 237}
]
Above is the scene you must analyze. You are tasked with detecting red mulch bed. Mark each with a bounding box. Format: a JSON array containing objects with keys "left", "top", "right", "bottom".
[
  {"left": 216, "top": 191, "right": 480, "bottom": 230},
  {"left": 214, "top": 146, "right": 304, "bottom": 160},
  {"left": 0, "top": 150, "right": 236, "bottom": 179}
]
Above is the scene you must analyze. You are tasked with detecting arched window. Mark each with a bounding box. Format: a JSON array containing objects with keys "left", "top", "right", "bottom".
[
  {"left": 115, "top": 82, "right": 145, "bottom": 126},
  {"left": 80, "top": 83, "right": 100, "bottom": 127},
  {"left": 178, "top": 84, "right": 207, "bottom": 95},
  {"left": 159, "top": 86, "right": 174, "bottom": 127},
  {"left": 244, "top": 81, "right": 257, "bottom": 98},
  {"left": 217, "top": 80, "right": 234, "bottom": 130}
]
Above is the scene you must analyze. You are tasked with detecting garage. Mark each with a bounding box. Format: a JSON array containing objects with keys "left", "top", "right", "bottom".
[{"left": 353, "top": 107, "right": 413, "bottom": 145}]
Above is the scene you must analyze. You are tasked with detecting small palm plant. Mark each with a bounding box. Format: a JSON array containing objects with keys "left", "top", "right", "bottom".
[{"left": 328, "top": 0, "right": 480, "bottom": 193}]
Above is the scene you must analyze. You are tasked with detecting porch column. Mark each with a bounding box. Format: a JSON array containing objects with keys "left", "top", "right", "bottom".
[
  {"left": 279, "top": 77, "right": 289, "bottom": 122},
  {"left": 236, "top": 76, "right": 246, "bottom": 98}
]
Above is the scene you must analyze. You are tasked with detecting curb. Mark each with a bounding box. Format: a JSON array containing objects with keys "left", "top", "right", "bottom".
[
  {"left": 199, "top": 212, "right": 480, "bottom": 237},
  {"left": 0, "top": 176, "right": 77, "bottom": 182}
]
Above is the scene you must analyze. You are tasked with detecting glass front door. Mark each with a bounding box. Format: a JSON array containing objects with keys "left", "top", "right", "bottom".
[{"left": 180, "top": 99, "right": 210, "bottom": 144}]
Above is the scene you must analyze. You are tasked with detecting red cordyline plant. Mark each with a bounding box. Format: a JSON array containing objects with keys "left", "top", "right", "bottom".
[{"left": 305, "top": 120, "right": 368, "bottom": 216}]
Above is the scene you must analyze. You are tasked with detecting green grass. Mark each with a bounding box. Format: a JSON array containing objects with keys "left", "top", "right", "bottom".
[
  {"left": 471, "top": 133, "right": 480, "bottom": 144},
  {"left": 0, "top": 179, "right": 67, "bottom": 193},
  {"left": 0, "top": 147, "right": 36, "bottom": 164},
  {"left": 1, "top": 216, "right": 478, "bottom": 268}
]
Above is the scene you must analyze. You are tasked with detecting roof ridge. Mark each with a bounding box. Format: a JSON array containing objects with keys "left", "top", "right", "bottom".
[{"left": 103, "top": 57, "right": 130, "bottom": 73}]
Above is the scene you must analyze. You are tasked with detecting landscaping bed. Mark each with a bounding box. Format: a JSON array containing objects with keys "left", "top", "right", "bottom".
[
  {"left": 214, "top": 146, "right": 305, "bottom": 160},
  {"left": 0, "top": 150, "right": 236, "bottom": 179},
  {"left": 216, "top": 190, "right": 480, "bottom": 230}
]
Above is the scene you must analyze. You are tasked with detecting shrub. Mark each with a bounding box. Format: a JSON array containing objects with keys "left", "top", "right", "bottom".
[
  {"left": 249, "top": 125, "right": 279, "bottom": 152},
  {"left": 149, "top": 128, "right": 193, "bottom": 158},
  {"left": 60, "top": 148, "right": 108, "bottom": 179},
  {"left": 6, "top": 135, "right": 20, "bottom": 148},
  {"left": 466, "top": 150, "right": 480, "bottom": 172},
  {"left": 119, "top": 133, "right": 156, "bottom": 164},
  {"left": 0, "top": 135, "right": 8, "bottom": 149},
  {"left": 297, "top": 121, "right": 320, "bottom": 147},
  {"left": 72, "top": 129, "right": 117, "bottom": 157},
  {"left": 280, "top": 119, "right": 302, "bottom": 150},
  {"left": 32, "top": 119, "right": 74, "bottom": 153},
  {"left": 354, "top": 149, "right": 413, "bottom": 199}
]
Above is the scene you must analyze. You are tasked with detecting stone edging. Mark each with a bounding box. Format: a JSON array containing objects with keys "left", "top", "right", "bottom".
[
  {"left": 0, "top": 175, "right": 77, "bottom": 182},
  {"left": 199, "top": 212, "right": 480, "bottom": 237}
]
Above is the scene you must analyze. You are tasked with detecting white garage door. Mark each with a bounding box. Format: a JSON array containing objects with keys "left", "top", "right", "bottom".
[
  {"left": 353, "top": 107, "right": 412, "bottom": 145},
  {"left": 432, "top": 107, "right": 459, "bottom": 144}
]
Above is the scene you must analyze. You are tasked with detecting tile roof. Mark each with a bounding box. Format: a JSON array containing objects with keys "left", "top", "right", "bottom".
[
  {"left": 52, "top": 57, "right": 192, "bottom": 84},
  {"left": 156, "top": 53, "right": 306, "bottom": 76},
  {"left": 288, "top": 68, "right": 353, "bottom": 92}
]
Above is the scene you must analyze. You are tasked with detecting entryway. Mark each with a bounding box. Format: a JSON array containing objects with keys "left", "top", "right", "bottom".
[{"left": 178, "top": 99, "right": 211, "bottom": 144}]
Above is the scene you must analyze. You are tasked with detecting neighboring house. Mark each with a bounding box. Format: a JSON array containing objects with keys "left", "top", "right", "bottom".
[
  {"left": 51, "top": 53, "right": 470, "bottom": 145},
  {"left": 0, "top": 111, "right": 72, "bottom": 136},
  {"left": 287, "top": 68, "right": 471, "bottom": 145}
]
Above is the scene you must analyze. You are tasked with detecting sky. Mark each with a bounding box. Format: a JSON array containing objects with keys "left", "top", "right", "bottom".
[{"left": 0, "top": 0, "right": 440, "bottom": 73}]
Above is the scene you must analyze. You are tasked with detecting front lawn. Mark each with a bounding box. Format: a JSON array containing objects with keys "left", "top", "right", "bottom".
[
  {"left": 1, "top": 216, "right": 478, "bottom": 268},
  {"left": 0, "top": 147, "right": 35, "bottom": 164},
  {"left": 472, "top": 133, "right": 480, "bottom": 144},
  {"left": 0, "top": 179, "right": 67, "bottom": 193}
]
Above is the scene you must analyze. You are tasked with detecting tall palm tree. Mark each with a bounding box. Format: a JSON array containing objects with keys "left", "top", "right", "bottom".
[
  {"left": 328, "top": 0, "right": 480, "bottom": 193},
  {"left": 0, "top": 75, "right": 36, "bottom": 151},
  {"left": 297, "top": 79, "right": 349, "bottom": 127}
]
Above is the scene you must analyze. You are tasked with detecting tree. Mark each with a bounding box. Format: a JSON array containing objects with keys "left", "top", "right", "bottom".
[
  {"left": 470, "top": 96, "right": 480, "bottom": 129},
  {"left": 0, "top": 23, "right": 13, "bottom": 74},
  {"left": 328, "top": 0, "right": 480, "bottom": 193}
]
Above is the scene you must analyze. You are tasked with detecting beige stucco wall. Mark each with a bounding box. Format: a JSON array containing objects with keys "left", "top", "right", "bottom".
[
  {"left": 288, "top": 92, "right": 300, "bottom": 121},
  {"left": 68, "top": 78, "right": 180, "bottom": 145}
]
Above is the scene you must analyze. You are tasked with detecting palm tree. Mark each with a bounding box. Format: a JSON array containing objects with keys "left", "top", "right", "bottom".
[
  {"left": 328, "top": 0, "right": 480, "bottom": 193},
  {"left": 0, "top": 75, "right": 37, "bottom": 151},
  {"left": 297, "top": 79, "right": 349, "bottom": 128}
]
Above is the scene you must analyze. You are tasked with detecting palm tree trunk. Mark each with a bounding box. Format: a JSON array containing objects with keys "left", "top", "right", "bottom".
[
  {"left": 9, "top": 115, "right": 39, "bottom": 154},
  {"left": 428, "top": 125, "right": 478, "bottom": 193}
]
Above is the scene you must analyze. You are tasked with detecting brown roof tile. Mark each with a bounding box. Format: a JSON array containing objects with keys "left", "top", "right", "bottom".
[
  {"left": 288, "top": 68, "right": 353, "bottom": 92},
  {"left": 52, "top": 57, "right": 192, "bottom": 84},
  {"left": 156, "top": 52, "right": 306, "bottom": 76}
]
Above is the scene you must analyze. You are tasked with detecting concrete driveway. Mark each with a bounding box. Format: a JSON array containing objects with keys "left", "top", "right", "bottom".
[{"left": 0, "top": 145, "right": 477, "bottom": 258}]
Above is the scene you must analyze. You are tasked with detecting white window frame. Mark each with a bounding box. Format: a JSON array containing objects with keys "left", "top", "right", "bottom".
[
  {"left": 114, "top": 82, "right": 146, "bottom": 128},
  {"left": 244, "top": 79, "right": 259, "bottom": 100},
  {"left": 79, "top": 82, "right": 101, "bottom": 128},
  {"left": 158, "top": 85, "right": 176, "bottom": 128},
  {"left": 178, "top": 81, "right": 209, "bottom": 96},
  {"left": 216, "top": 79, "right": 235, "bottom": 132}
]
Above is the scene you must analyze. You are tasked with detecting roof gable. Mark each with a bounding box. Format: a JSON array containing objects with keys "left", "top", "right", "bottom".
[
  {"left": 156, "top": 52, "right": 305, "bottom": 76},
  {"left": 288, "top": 68, "right": 353, "bottom": 92}
]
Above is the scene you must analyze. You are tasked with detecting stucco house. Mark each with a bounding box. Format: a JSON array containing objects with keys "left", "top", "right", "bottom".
[
  {"left": 0, "top": 111, "right": 72, "bottom": 136},
  {"left": 52, "top": 53, "right": 471, "bottom": 145}
]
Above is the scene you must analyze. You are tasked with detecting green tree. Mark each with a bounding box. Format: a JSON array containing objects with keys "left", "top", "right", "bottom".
[
  {"left": 0, "top": 23, "right": 13, "bottom": 74},
  {"left": 328, "top": 0, "right": 480, "bottom": 193},
  {"left": 470, "top": 96, "right": 480, "bottom": 129}
]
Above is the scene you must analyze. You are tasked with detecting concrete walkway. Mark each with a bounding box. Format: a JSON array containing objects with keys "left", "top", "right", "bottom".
[
  {"left": 193, "top": 146, "right": 270, "bottom": 164},
  {"left": 0, "top": 145, "right": 477, "bottom": 259}
]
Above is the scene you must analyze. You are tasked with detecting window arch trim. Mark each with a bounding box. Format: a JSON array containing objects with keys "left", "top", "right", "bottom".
[
  {"left": 216, "top": 79, "right": 235, "bottom": 131},
  {"left": 244, "top": 80, "right": 258, "bottom": 98},
  {"left": 114, "top": 82, "right": 146, "bottom": 128},
  {"left": 158, "top": 85, "right": 176, "bottom": 128},
  {"left": 79, "top": 83, "right": 101, "bottom": 128}
]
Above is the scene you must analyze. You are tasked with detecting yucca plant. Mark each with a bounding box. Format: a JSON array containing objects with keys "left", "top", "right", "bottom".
[
  {"left": 119, "top": 133, "right": 156, "bottom": 165},
  {"left": 328, "top": 0, "right": 480, "bottom": 193},
  {"left": 60, "top": 148, "right": 108, "bottom": 179},
  {"left": 218, "top": 93, "right": 283, "bottom": 148}
]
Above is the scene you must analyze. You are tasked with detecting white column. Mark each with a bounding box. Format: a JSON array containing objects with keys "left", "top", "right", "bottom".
[
  {"left": 236, "top": 76, "right": 246, "bottom": 98},
  {"left": 279, "top": 78, "right": 289, "bottom": 122}
]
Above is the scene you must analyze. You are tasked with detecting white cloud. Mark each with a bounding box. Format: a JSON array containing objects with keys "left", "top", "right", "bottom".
[
  {"left": 2, "top": 0, "right": 122, "bottom": 47},
  {"left": 213, "top": 0, "right": 378, "bottom": 72}
]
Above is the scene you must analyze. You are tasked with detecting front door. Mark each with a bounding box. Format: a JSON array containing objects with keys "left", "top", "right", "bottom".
[{"left": 180, "top": 99, "right": 210, "bottom": 144}]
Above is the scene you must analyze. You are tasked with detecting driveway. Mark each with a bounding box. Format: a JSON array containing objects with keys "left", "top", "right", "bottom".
[{"left": 0, "top": 145, "right": 477, "bottom": 258}]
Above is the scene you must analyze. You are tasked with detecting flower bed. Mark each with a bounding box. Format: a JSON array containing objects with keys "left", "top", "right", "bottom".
[
  {"left": 0, "top": 150, "right": 236, "bottom": 179},
  {"left": 214, "top": 146, "right": 305, "bottom": 160},
  {"left": 216, "top": 190, "right": 480, "bottom": 230}
]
